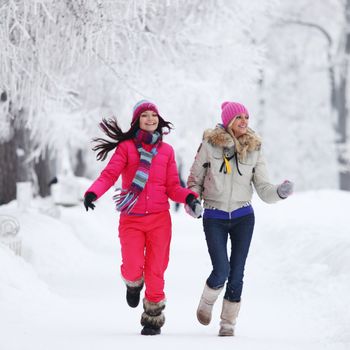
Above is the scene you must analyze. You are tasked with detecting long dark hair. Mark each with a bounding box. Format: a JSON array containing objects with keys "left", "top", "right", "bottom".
[{"left": 92, "top": 116, "right": 173, "bottom": 161}]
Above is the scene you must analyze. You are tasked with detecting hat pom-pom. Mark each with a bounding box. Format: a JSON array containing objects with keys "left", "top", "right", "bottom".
[{"left": 221, "top": 101, "right": 230, "bottom": 110}]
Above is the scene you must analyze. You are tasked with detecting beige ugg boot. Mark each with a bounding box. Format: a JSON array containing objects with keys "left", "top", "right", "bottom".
[
  {"left": 218, "top": 299, "right": 241, "bottom": 336},
  {"left": 196, "top": 283, "right": 223, "bottom": 325}
]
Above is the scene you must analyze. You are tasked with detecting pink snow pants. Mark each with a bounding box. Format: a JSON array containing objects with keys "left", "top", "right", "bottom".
[{"left": 118, "top": 210, "right": 172, "bottom": 303}]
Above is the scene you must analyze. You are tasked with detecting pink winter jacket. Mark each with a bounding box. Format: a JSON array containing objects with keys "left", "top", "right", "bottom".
[{"left": 85, "top": 139, "right": 197, "bottom": 215}]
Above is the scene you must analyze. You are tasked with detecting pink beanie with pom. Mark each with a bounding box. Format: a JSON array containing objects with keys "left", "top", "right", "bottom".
[
  {"left": 132, "top": 100, "right": 159, "bottom": 124},
  {"left": 221, "top": 101, "right": 249, "bottom": 128}
]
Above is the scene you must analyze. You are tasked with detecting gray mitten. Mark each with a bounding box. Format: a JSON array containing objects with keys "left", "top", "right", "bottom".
[
  {"left": 185, "top": 194, "right": 203, "bottom": 218},
  {"left": 277, "top": 180, "right": 294, "bottom": 199}
]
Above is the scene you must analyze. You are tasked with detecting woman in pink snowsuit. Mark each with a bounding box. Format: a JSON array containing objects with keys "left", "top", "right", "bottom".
[{"left": 84, "top": 100, "right": 202, "bottom": 336}]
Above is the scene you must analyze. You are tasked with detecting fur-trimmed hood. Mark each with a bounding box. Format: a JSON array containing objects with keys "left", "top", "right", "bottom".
[{"left": 203, "top": 124, "right": 262, "bottom": 161}]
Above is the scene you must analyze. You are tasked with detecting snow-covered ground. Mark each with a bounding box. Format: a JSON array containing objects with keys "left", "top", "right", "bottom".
[{"left": 0, "top": 189, "right": 349, "bottom": 350}]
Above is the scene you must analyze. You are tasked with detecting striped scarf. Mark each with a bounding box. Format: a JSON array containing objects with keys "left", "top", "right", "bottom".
[{"left": 113, "top": 129, "right": 161, "bottom": 213}]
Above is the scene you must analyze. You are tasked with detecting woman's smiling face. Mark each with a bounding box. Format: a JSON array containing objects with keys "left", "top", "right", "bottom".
[
  {"left": 139, "top": 110, "right": 159, "bottom": 133},
  {"left": 230, "top": 113, "right": 249, "bottom": 138}
]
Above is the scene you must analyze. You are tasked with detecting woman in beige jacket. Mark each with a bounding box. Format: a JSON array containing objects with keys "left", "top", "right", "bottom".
[{"left": 187, "top": 101, "right": 294, "bottom": 336}]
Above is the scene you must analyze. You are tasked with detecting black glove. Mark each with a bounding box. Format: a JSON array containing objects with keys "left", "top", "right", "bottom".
[
  {"left": 84, "top": 192, "right": 97, "bottom": 211},
  {"left": 185, "top": 194, "right": 203, "bottom": 218},
  {"left": 47, "top": 176, "right": 58, "bottom": 187}
]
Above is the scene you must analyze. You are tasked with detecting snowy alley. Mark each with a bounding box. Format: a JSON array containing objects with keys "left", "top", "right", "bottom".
[{"left": 0, "top": 189, "right": 349, "bottom": 350}]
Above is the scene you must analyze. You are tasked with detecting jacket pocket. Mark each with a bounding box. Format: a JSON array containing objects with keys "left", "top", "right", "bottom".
[
  {"left": 236, "top": 160, "right": 254, "bottom": 182},
  {"left": 211, "top": 148, "right": 223, "bottom": 160},
  {"left": 203, "top": 164, "right": 224, "bottom": 199}
]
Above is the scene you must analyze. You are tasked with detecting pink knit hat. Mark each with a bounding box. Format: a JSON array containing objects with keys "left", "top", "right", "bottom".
[
  {"left": 221, "top": 101, "right": 249, "bottom": 128},
  {"left": 132, "top": 100, "right": 159, "bottom": 124}
]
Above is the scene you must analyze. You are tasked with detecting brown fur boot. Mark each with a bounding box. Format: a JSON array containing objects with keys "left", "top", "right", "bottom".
[
  {"left": 197, "top": 283, "right": 223, "bottom": 325},
  {"left": 140, "top": 299, "right": 166, "bottom": 336},
  {"left": 218, "top": 299, "right": 241, "bottom": 336}
]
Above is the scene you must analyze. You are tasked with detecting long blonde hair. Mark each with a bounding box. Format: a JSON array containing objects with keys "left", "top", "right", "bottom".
[{"left": 227, "top": 127, "right": 262, "bottom": 161}]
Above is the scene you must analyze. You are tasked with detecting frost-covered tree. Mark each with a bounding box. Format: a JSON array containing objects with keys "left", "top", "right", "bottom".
[
  {"left": 0, "top": 0, "right": 107, "bottom": 202},
  {"left": 261, "top": 0, "right": 350, "bottom": 190},
  {"left": 85, "top": 1, "right": 277, "bottom": 174},
  {"left": 0, "top": 0, "right": 277, "bottom": 204}
]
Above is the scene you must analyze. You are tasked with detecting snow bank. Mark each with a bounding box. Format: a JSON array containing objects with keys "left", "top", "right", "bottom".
[
  {"left": 0, "top": 244, "right": 50, "bottom": 305},
  {"left": 251, "top": 190, "right": 350, "bottom": 344}
]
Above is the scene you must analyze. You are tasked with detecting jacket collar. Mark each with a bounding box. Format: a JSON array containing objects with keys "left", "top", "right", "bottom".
[
  {"left": 203, "top": 124, "right": 234, "bottom": 148},
  {"left": 203, "top": 124, "right": 262, "bottom": 161}
]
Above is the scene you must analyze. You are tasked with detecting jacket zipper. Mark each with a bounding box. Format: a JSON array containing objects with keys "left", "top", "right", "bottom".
[{"left": 228, "top": 153, "right": 235, "bottom": 218}]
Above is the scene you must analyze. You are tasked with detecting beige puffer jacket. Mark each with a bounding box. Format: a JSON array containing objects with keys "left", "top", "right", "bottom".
[{"left": 187, "top": 125, "right": 281, "bottom": 212}]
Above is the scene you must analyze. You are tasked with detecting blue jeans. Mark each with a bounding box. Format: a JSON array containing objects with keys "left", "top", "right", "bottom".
[{"left": 203, "top": 213, "right": 255, "bottom": 302}]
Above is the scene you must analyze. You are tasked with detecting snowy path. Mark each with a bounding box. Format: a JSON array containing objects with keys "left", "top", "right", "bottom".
[{"left": 1, "top": 190, "right": 349, "bottom": 350}]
